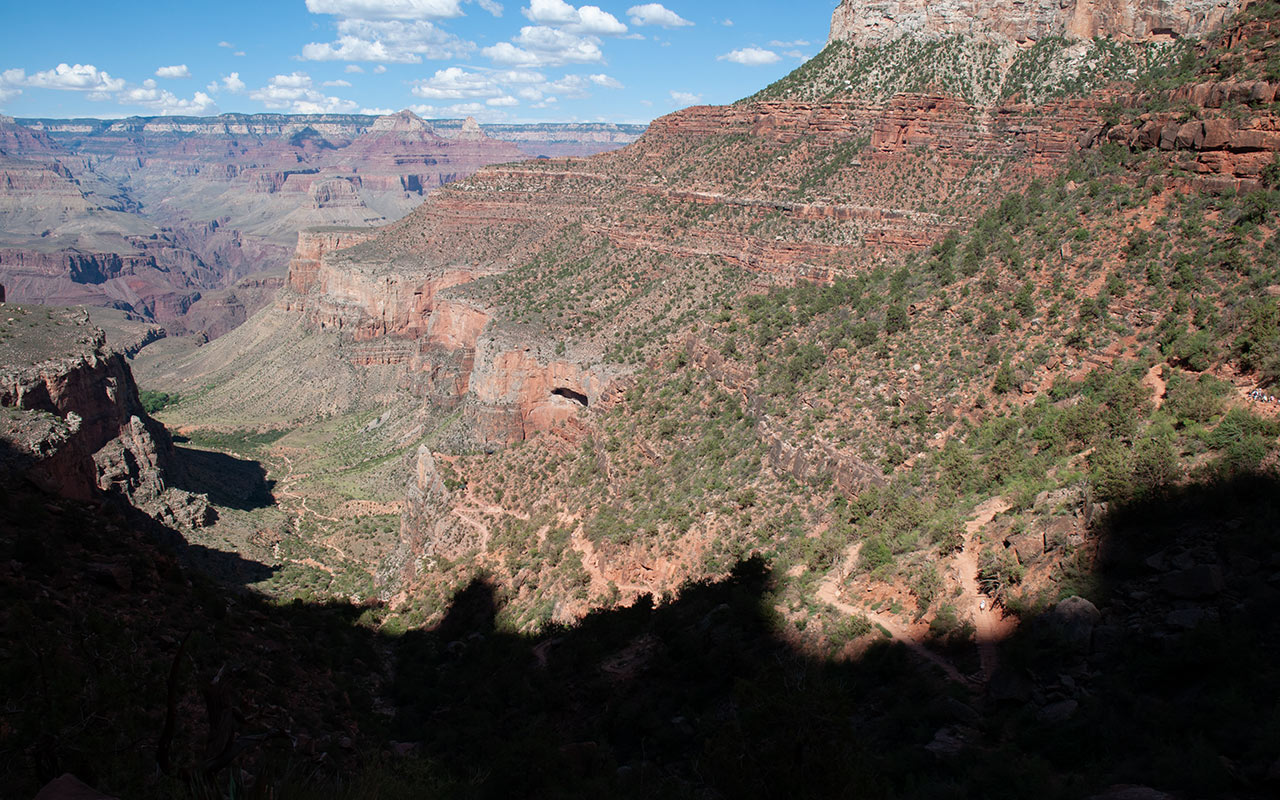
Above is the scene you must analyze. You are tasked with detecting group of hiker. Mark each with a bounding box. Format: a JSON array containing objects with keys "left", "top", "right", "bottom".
[{"left": 1248, "top": 389, "right": 1278, "bottom": 404}]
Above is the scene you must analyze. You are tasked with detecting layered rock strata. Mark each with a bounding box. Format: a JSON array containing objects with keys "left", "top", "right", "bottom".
[
  {"left": 283, "top": 226, "right": 615, "bottom": 448},
  {"left": 0, "top": 306, "right": 208, "bottom": 526},
  {"left": 828, "top": 0, "right": 1243, "bottom": 46}
]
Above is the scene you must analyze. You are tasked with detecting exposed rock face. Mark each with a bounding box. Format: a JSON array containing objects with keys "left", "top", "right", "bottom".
[
  {"left": 828, "top": 0, "right": 1242, "bottom": 46},
  {"left": 456, "top": 116, "right": 487, "bottom": 142},
  {"left": 286, "top": 228, "right": 381, "bottom": 294},
  {"left": 1100, "top": 81, "right": 1280, "bottom": 189},
  {"left": 0, "top": 305, "right": 209, "bottom": 526},
  {"left": 283, "top": 228, "right": 613, "bottom": 447},
  {"left": 382, "top": 446, "right": 475, "bottom": 591},
  {"left": 20, "top": 113, "right": 645, "bottom": 157}
]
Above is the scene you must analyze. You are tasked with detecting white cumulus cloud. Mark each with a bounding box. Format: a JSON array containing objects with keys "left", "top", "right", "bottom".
[
  {"left": 306, "top": 0, "right": 462, "bottom": 19},
  {"left": 588, "top": 72, "right": 622, "bottom": 88},
  {"left": 410, "top": 65, "right": 607, "bottom": 110},
  {"left": 155, "top": 64, "right": 191, "bottom": 79},
  {"left": 483, "top": 25, "right": 603, "bottom": 66},
  {"left": 627, "top": 4, "right": 692, "bottom": 28},
  {"left": 669, "top": 89, "right": 700, "bottom": 105},
  {"left": 20, "top": 63, "right": 127, "bottom": 92},
  {"left": 0, "top": 63, "right": 224, "bottom": 114},
  {"left": 718, "top": 46, "right": 780, "bottom": 66},
  {"left": 523, "top": 0, "right": 626, "bottom": 35},
  {"left": 412, "top": 66, "right": 506, "bottom": 99},
  {"left": 408, "top": 100, "right": 510, "bottom": 121},
  {"left": 305, "top": 0, "right": 502, "bottom": 18},
  {"left": 301, "top": 18, "right": 474, "bottom": 63},
  {"left": 119, "top": 80, "right": 218, "bottom": 114},
  {"left": 249, "top": 72, "right": 358, "bottom": 113},
  {"left": 206, "top": 72, "right": 247, "bottom": 93}
]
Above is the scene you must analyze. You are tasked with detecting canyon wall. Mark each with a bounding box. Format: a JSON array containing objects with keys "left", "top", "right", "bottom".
[
  {"left": 19, "top": 114, "right": 646, "bottom": 158},
  {"left": 282, "top": 228, "right": 615, "bottom": 448},
  {"left": 0, "top": 306, "right": 209, "bottom": 526},
  {"left": 828, "top": 0, "right": 1243, "bottom": 46}
]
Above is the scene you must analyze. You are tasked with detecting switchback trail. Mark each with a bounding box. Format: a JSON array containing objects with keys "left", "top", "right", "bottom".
[{"left": 816, "top": 495, "right": 1015, "bottom": 689}]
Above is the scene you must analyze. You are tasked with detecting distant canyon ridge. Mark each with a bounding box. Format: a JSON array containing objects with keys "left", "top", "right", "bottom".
[{"left": 0, "top": 110, "right": 644, "bottom": 337}]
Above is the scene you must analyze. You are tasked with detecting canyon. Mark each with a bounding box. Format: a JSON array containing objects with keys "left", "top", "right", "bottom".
[
  {"left": 0, "top": 111, "right": 642, "bottom": 336},
  {"left": 6, "top": 0, "right": 1280, "bottom": 797}
]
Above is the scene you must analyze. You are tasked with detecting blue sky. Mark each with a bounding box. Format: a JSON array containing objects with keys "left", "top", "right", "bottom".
[{"left": 0, "top": 1, "right": 839, "bottom": 124}]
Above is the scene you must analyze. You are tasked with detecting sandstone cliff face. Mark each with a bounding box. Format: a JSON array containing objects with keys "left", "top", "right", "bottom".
[
  {"left": 282, "top": 223, "right": 615, "bottom": 448},
  {"left": 0, "top": 306, "right": 209, "bottom": 526},
  {"left": 286, "top": 228, "right": 381, "bottom": 294},
  {"left": 828, "top": 0, "right": 1242, "bottom": 46},
  {"left": 1089, "top": 72, "right": 1280, "bottom": 189}
]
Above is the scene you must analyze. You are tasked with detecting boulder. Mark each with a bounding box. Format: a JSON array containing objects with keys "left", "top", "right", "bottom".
[
  {"left": 1044, "top": 595, "right": 1101, "bottom": 650},
  {"left": 1165, "top": 607, "right": 1218, "bottom": 629},
  {"left": 1086, "top": 786, "right": 1175, "bottom": 800},
  {"left": 1174, "top": 121, "right": 1201, "bottom": 149},
  {"left": 1195, "top": 118, "right": 1234, "bottom": 150},
  {"left": 1161, "top": 565, "right": 1224, "bottom": 599},
  {"left": 33, "top": 775, "right": 118, "bottom": 800},
  {"left": 1006, "top": 530, "right": 1044, "bottom": 564}
]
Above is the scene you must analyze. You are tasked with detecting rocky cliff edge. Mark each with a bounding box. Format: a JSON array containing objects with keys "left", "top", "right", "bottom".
[
  {"left": 829, "top": 0, "right": 1243, "bottom": 45},
  {"left": 0, "top": 305, "right": 210, "bottom": 527}
]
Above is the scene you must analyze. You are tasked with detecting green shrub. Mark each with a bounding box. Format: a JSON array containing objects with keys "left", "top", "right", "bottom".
[
  {"left": 859, "top": 535, "right": 893, "bottom": 572},
  {"left": 140, "top": 390, "right": 178, "bottom": 413},
  {"left": 1163, "top": 371, "right": 1229, "bottom": 424},
  {"left": 992, "top": 359, "right": 1016, "bottom": 394},
  {"left": 977, "top": 547, "right": 1024, "bottom": 596}
]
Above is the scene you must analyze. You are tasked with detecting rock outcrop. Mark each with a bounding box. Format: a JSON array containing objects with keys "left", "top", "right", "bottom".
[
  {"left": 0, "top": 305, "right": 209, "bottom": 526},
  {"left": 381, "top": 446, "right": 474, "bottom": 591},
  {"left": 828, "top": 0, "right": 1243, "bottom": 46},
  {"left": 282, "top": 227, "right": 614, "bottom": 447}
]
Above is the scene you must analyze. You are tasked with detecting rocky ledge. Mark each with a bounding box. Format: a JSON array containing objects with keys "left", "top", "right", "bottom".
[{"left": 0, "top": 305, "right": 209, "bottom": 527}]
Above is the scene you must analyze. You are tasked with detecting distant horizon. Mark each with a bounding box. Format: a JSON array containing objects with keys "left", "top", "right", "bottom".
[
  {"left": 1, "top": 1, "right": 839, "bottom": 126},
  {"left": 8, "top": 109, "right": 652, "bottom": 128}
]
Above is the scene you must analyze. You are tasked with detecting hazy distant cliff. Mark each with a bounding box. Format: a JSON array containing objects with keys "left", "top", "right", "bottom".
[
  {"left": 18, "top": 113, "right": 647, "bottom": 159},
  {"left": 829, "top": 0, "right": 1242, "bottom": 45}
]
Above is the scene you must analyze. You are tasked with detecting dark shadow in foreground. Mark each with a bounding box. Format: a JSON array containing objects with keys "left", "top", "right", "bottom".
[
  {"left": 2, "top": 465, "right": 1279, "bottom": 799},
  {"left": 170, "top": 445, "right": 276, "bottom": 511}
]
